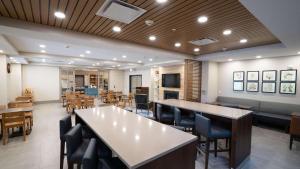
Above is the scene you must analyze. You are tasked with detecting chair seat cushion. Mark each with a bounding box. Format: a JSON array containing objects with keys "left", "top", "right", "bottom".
[
  {"left": 70, "top": 139, "right": 90, "bottom": 162},
  {"left": 255, "top": 112, "right": 291, "bottom": 121},
  {"left": 210, "top": 126, "right": 231, "bottom": 139},
  {"left": 179, "top": 119, "right": 195, "bottom": 127}
]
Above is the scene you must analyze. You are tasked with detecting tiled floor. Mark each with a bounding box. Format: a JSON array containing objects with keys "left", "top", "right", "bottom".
[{"left": 0, "top": 102, "right": 299, "bottom": 169}]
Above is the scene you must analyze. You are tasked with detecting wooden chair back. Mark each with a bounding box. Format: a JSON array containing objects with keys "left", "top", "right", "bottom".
[
  {"left": 2, "top": 112, "right": 26, "bottom": 125},
  {"left": 290, "top": 115, "right": 300, "bottom": 136},
  {"left": 0, "top": 105, "right": 6, "bottom": 110},
  {"left": 8, "top": 102, "right": 33, "bottom": 108}
]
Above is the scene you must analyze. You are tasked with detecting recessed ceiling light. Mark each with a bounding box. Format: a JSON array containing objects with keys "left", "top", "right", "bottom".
[
  {"left": 138, "top": 60, "right": 142, "bottom": 63},
  {"left": 129, "top": 68, "right": 133, "bottom": 72},
  {"left": 194, "top": 48, "right": 200, "bottom": 52},
  {"left": 92, "top": 64, "right": 95, "bottom": 66},
  {"left": 149, "top": 35, "right": 156, "bottom": 41},
  {"left": 197, "top": 16, "right": 208, "bottom": 23},
  {"left": 256, "top": 55, "right": 262, "bottom": 59},
  {"left": 297, "top": 51, "right": 300, "bottom": 55},
  {"left": 117, "top": 64, "right": 121, "bottom": 67},
  {"left": 96, "top": 62, "right": 100, "bottom": 65},
  {"left": 41, "top": 50, "right": 46, "bottom": 53},
  {"left": 122, "top": 55, "right": 127, "bottom": 58},
  {"left": 54, "top": 11, "right": 66, "bottom": 19},
  {"left": 80, "top": 54, "right": 85, "bottom": 57},
  {"left": 85, "top": 50, "right": 91, "bottom": 54},
  {"left": 39, "top": 44, "right": 46, "bottom": 48},
  {"left": 113, "top": 58, "right": 117, "bottom": 61},
  {"left": 112, "top": 26, "right": 121, "bottom": 32},
  {"left": 42, "top": 58, "right": 46, "bottom": 62},
  {"left": 0, "top": 50, "right": 3, "bottom": 53},
  {"left": 149, "top": 58, "right": 153, "bottom": 61},
  {"left": 223, "top": 29, "right": 232, "bottom": 35},
  {"left": 156, "top": 0, "right": 168, "bottom": 3},
  {"left": 228, "top": 59, "right": 233, "bottom": 62},
  {"left": 240, "top": 39, "right": 248, "bottom": 43},
  {"left": 9, "top": 57, "right": 13, "bottom": 60},
  {"left": 174, "top": 42, "right": 181, "bottom": 48},
  {"left": 172, "top": 28, "right": 176, "bottom": 32}
]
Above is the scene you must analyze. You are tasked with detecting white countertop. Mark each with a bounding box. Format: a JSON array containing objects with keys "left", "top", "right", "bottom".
[
  {"left": 75, "top": 106, "right": 197, "bottom": 169},
  {"left": 154, "top": 99, "right": 252, "bottom": 119}
]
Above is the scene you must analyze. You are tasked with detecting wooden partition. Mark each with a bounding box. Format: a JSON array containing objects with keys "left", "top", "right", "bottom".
[{"left": 184, "top": 59, "right": 202, "bottom": 102}]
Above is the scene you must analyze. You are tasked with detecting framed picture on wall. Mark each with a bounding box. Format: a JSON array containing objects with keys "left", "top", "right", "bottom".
[
  {"left": 280, "top": 70, "right": 297, "bottom": 82},
  {"left": 233, "top": 81, "right": 244, "bottom": 91},
  {"left": 246, "top": 82, "right": 259, "bottom": 92},
  {"left": 247, "top": 71, "right": 259, "bottom": 81},
  {"left": 280, "top": 82, "right": 296, "bottom": 94},
  {"left": 233, "top": 71, "right": 244, "bottom": 81},
  {"left": 262, "top": 82, "right": 276, "bottom": 93},
  {"left": 262, "top": 70, "right": 277, "bottom": 81}
]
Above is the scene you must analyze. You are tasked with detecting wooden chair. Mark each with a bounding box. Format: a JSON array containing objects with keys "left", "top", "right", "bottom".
[
  {"left": 290, "top": 113, "right": 300, "bottom": 150},
  {"left": 107, "top": 94, "right": 117, "bottom": 105},
  {"left": 0, "top": 105, "right": 6, "bottom": 135},
  {"left": 8, "top": 102, "right": 33, "bottom": 108},
  {"left": 2, "top": 112, "right": 29, "bottom": 145},
  {"left": 128, "top": 93, "right": 133, "bottom": 106}
]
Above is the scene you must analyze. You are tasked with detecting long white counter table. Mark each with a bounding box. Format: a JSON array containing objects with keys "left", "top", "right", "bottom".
[
  {"left": 75, "top": 106, "right": 197, "bottom": 169},
  {"left": 153, "top": 99, "right": 253, "bottom": 169}
]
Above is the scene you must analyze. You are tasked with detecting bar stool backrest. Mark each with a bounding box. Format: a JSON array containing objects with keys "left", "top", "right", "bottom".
[
  {"left": 290, "top": 115, "right": 300, "bottom": 136},
  {"left": 59, "top": 115, "right": 72, "bottom": 141},
  {"left": 195, "top": 114, "right": 211, "bottom": 137}
]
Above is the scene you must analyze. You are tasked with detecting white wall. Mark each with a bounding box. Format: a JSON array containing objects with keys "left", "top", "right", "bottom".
[
  {"left": 7, "top": 64, "right": 22, "bottom": 102},
  {"left": 0, "top": 55, "right": 8, "bottom": 106},
  {"left": 22, "top": 65, "right": 60, "bottom": 102},
  {"left": 201, "top": 62, "right": 219, "bottom": 103},
  {"left": 217, "top": 55, "right": 300, "bottom": 104},
  {"left": 123, "top": 68, "right": 152, "bottom": 99},
  {"left": 109, "top": 70, "right": 124, "bottom": 92}
]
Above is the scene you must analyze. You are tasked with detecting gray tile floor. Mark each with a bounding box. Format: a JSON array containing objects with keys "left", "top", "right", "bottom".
[{"left": 0, "top": 103, "right": 299, "bottom": 169}]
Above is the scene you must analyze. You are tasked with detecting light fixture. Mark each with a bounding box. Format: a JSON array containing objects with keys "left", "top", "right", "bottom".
[
  {"left": 9, "top": 57, "right": 14, "bottom": 60},
  {"left": 54, "top": 11, "right": 66, "bottom": 19},
  {"left": 80, "top": 54, "right": 85, "bottom": 57},
  {"left": 96, "top": 62, "right": 100, "bottom": 65},
  {"left": 85, "top": 50, "right": 91, "bottom": 54},
  {"left": 149, "top": 35, "right": 156, "bottom": 41},
  {"left": 92, "top": 64, "right": 95, "bottom": 66},
  {"left": 122, "top": 55, "right": 127, "bottom": 58},
  {"left": 42, "top": 58, "right": 46, "bottom": 62},
  {"left": 223, "top": 29, "right": 232, "bottom": 35},
  {"left": 41, "top": 50, "right": 46, "bottom": 53},
  {"left": 197, "top": 16, "right": 208, "bottom": 23},
  {"left": 156, "top": 0, "right": 168, "bottom": 3},
  {"left": 174, "top": 42, "right": 181, "bottom": 48},
  {"left": 16, "top": 61, "right": 20, "bottom": 64},
  {"left": 117, "top": 64, "right": 121, "bottom": 67},
  {"left": 240, "top": 39, "right": 248, "bottom": 43},
  {"left": 256, "top": 55, "right": 262, "bottom": 59},
  {"left": 39, "top": 44, "right": 46, "bottom": 48},
  {"left": 297, "top": 51, "right": 300, "bottom": 55},
  {"left": 129, "top": 68, "right": 133, "bottom": 72},
  {"left": 113, "top": 58, "right": 117, "bottom": 61},
  {"left": 149, "top": 58, "right": 153, "bottom": 61},
  {"left": 194, "top": 48, "right": 200, "bottom": 52},
  {"left": 228, "top": 59, "right": 233, "bottom": 62},
  {"left": 138, "top": 60, "right": 142, "bottom": 63},
  {"left": 112, "top": 26, "right": 121, "bottom": 32},
  {"left": 0, "top": 50, "right": 3, "bottom": 53}
]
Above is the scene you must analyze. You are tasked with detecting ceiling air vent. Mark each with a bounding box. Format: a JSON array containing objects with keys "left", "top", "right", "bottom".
[
  {"left": 96, "top": 0, "right": 146, "bottom": 24},
  {"left": 189, "top": 38, "right": 218, "bottom": 46}
]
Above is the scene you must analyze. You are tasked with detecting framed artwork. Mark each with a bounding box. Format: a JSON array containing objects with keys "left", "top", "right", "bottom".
[
  {"left": 280, "top": 82, "right": 296, "bottom": 94},
  {"left": 247, "top": 71, "right": 259, "bottom": 81},
  {"left": 247, "top": 82, "right": 259, "bottom": 92},
  {"left": 233, "top": 71, "right": 244, "bottom": 81},
  {"left": 280, "top": 70, "right": 297, "bottom": 82},
  {"left": 233, "top": 81, "right": 244, "bottom": 91},
  {"left": 262, "top": 70, "right": 277, "bottom": 81},
  {"left": 262, "top": 82, "right": 276, "bottom": 93}
]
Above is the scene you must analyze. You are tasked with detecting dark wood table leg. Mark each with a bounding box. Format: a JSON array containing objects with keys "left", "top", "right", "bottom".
[{"left": 230, "top": 114, "right": 252, "bottom": 169}]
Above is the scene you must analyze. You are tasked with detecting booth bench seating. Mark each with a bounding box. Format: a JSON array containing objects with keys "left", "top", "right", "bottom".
[{"left": 213, "top": 96, "right": 300, "bottom": 132}]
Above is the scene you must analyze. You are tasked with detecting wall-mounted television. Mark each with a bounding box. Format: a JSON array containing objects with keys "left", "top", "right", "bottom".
[{"left": 162, "top": 73, "right": 180, "bottom": 88}]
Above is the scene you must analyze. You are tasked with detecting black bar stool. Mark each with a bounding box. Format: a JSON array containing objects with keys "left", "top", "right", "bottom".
[
  {"left": 195, "top": 114, "right": 231, "bottom": 169},
  {"left": 174, "top": 107, "right": 195, "bottom": 132}
]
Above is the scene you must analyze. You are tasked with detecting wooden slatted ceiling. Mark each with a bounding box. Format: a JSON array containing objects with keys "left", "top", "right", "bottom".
[{"left": 0, "top": 0, "right": 279, "bottom": 55}]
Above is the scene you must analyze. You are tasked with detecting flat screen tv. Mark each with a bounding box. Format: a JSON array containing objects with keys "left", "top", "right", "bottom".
[{"left": 162, "top": 73, "right": 180, "bottom": 88}]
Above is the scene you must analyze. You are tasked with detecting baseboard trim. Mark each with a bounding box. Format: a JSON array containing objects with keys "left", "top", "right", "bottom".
[{"left": 34, "top": 100, "right": 60, "bottom": 104}]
